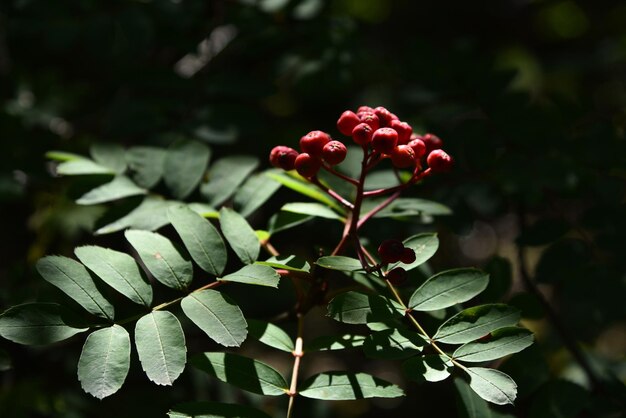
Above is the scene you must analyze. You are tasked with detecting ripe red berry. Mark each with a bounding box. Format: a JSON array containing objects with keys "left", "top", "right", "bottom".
[
  {"left": 386, "top": 267, "right": 408, "bottom": 286},
  {"left": 400, "top": 248, "right": 416, "bottom": 264},
  {"left": 358, "top": 112, "right": 380, "bottom": 131},
  {"left": 294, "top": 153, "right": 322, "bottom": 178},
  {"left": 390, "top": 145, "right": 416, "bottom": 168},
  {"left": 422, "top": 133, "right": 443, "bottom": 153},
  {"left": 391, "top": 120, "right": 413, "bottom": 145},
  {"left": 269, "top": 146, "right": 299, "bottom": 170},
  {"left": 322, "top": 140, "right": 347, "bottom": 165},
  {"left": 371, "top": 127, "right": 398, "bottom": 154},
  {"left": 300, "top": 130, "right": 331, "bottom": 157},
  {"left": 407, "top": 138, "right": 426, "bottom": 159},
  {"left": 427, "top": 149, "right": 453, "bottom": 172},
  {"left": 351, "top": 122, "right": 373, "bottom": 145},
  {"left": 357, "top": 105, "right": 375, "bottom": 114},
  {"left": 378, "top": 239, "right": 405, "bottom": 264},
  {"left": 337, "top": 111, "right": 361, "bottom": 136},
  {"left": 374, "top": 106, "right": 394, "bottom": 127}
]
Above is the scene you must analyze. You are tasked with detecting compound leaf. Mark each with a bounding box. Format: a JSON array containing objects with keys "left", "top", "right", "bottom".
[{"left": 299, "top": 372, "right": 404, "bottom": 400}]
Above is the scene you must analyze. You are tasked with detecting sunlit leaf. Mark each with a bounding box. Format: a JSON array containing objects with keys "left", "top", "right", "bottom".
[
  {"left": 191, "top": 352, "right": 288, "bottom": 396},
  {"left": 281, "top": 202, "right": 345, "bottom": 220},
  {"left": 163, "top": 139, "right": 211, "bottom": 199},
  {"left": 299, "top": 372, "right": 404, "bottom": 400},
  {"left": 268, "top": 211, "right": 313, "bottom": 235},
  {"left": 219, "top": 264, "right": 279, "bottom": 288},
  {"left": 409, "top": 268, "right": 489, "bottom": 311},
  {"left": 465, "top": 367, "right": 517, "bottom": 405},
  {"left": 363, "top": 328, "right": 426, "bottom": 359},
  {"left": 76, "top": 175, "right": 147, "bottom": 205},
  {"left": 200, "top": 156, "right": 259, "bottom": 207},
  {"left": 388, "top": 233, "right": 439, "bottom": 271},
  {"left": 78, "top": 325, "right": 130, "bottom": 399},
  {"left": 256, "top": 255, "right": 310, "bottom": 273},
  {"left": 181, "top": 290, "right": 247, "bottom": 347},
  {"left": 402, "top": 355, "right": 452, "bottom": 383},
  {"left": 316, "top": 256, "right": 364, "bottom": 272},
  {"left": 219, "top": 207, "right": 260, "bottom": 264},
  {"left": 234, "top": 172, "right": 281, "bottom": 217},
  {"left": 126, "top": 146, "right": 167, "bottom": 188},
  {"left": 90, "top": 143, "right": 127, "bottom": 174},
  {"left": 95, "top": 196, "right": 174, "bottom": 235},
  {"left": 453, "top": 327, "right": 533, "bottom": 362},
  {"left": 36, "top": 255, "right": 114, "bottom": 320},
  {"left": 247, "top": 319, "right": 294, "bottom": 352},
  {"left": 434, "top": 304, "right": 521, "bottom": 344},
  {"left": 327, "top": 291, "right": 401, "bottom": 324},
  {"left": 306, "top": 334, "right": 366, "bottom": 351},
  {"left": 135, "top": 311, "right": 186, "bottom": 385},
  {"left": 56, "top": 158, "right": 115, "bottom": 176},
  {"left": 266, "top": 170, "right": 342, "bottom": 211}
]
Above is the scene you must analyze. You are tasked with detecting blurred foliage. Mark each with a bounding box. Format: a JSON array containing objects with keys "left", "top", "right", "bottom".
[{"left": 0, "top": 0, "right": 625, "bottom": 417}]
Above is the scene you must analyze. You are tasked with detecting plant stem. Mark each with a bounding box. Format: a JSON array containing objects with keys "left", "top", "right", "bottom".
[
  {"left": 310, "top": 177, "right": 354, "bottom": 210},
  {"left": 321, "top": 163, "right": 359, "bottom": 186},
  {"left": 286, "top": 314, "right": 305, "bottom": 418}
]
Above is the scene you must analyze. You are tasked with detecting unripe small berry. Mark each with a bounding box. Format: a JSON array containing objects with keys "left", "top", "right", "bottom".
[
  {"left": 357, "top": 105, "right": 375, "bottom": 114},
  {"left": 351, "top": 122, "right": 373, "bottom": 145},
  {"left": 390, "top": 145, "right": 416, "bottom": 168},
  {"left": 378, "top": 239, "right": 405, "bottom": 264},
  {"left": 407, "top": 138, "right": 427, "bottom": 159},
  {"left": 374, "top": 106, "right": 394, "bottom": 127},
  {"left": 427, "top": 149, "right": 453, "bottom": 172},
  {"left": 358, "top": 112, "right": 380, "bottom": 131},
  {"left": 400, "top": 248, "right": 416, "bottom": 264},
  {"left": 322, "top": 140, "right": 347, "bottom": 165},
  {"left": 386, "top": 267, "right": 408, "bottom": 286},
  {"left": 269, "top": 146, "right": 299, "bottom": 170},
  {"left": 371, "top": 127, "right": 398, "bottom": 154},
  {"left": 422, "top": 133, "right": 443, "bottom": 153},
  {"left": 337, "top": 111, "right": 361, "bottom": 136},
  {"left": 300, "top": 130, "right": 331, "bottom": 157},
  {"left": 295, "top": 153, "right": 322, "bottom": 178},
  {"left": 391, "top": 120, "right": 413, "bottom": 145}
]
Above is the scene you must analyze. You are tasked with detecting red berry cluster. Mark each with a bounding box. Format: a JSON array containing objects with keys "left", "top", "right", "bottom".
[
  {"left": 269, "top": 106, "right": 453, "bottom": 178},
  {"left": 377, "top": 239, "right": 416, "bottom": 286}
]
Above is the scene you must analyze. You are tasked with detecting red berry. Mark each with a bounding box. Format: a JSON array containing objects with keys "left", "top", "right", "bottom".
[
  {"left": 358, "top": 112, "right": 380, "bottom": 131},
  {"left": 294, "top": 153, "right": 322, "bottom": 178},
  {"left": 357, "top": 105, "right": 375, "bottom": 114},
  {"left": 300, "top": 130, "right": 331, "bottom": 157},
  {"left": 322, "top": 140, "right": 347, "bottom": 165},
  {"left": 374, "top": 106, "right": 394, "bottom": 127},
  {"left": 351, "top": 122, "right": 373, "bottom": 145},
  {"left": 337, "top": 111, "right": 361, "bottom": 136},
  {"left": 400, "top": 248, "right": 416, "bottom": 264},
  {"left": 386, "top": 267, "right": 408, "bottom": 286},
  {"left": 391, "top": 120, "right": 413, "bottom": 144},
  {"left": 390, "top": 145, "right": 416, "bottom": 168},
  {"left": 422, "top": 133, "right": 443, "bottom": 153},
  {"left": 427, "top": 149, "right": 453, "bottom": 172},
  {"left": 378, "top": 239, "right": 405, "bottom": 264},
  {"left": 371, "top": 127, "right": 398, "bottom": 154},
  {"left": 407, "top": 139, "right": 426, "bottom": 159},
  {"left": 269, "top": 146, "right": 299, "bottom": 170}
]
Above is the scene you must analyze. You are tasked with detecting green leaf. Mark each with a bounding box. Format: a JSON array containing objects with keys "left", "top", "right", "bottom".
[
  {"left": 268, "top": 211, "right": 313, "bottom": 235},
  {"left": 219, "top": 264, "right": 279, "bottom": 288},
  {"left": 78, "top": 325, "right": 130, "bottom": 399},
  {"left": 168, "top": 205, "right": 227, "bottom": 276},
  {"left": 256, "top": 255, "right": 310, "bottom": 273},
  {"left": 187, "top": 202, "right": 219, "bottom": 218},
  {"left": 402, "top": 355, "right": 452, "bottom": 383},
  {"left": 200, "top": 156, "right": 259, "bottom": 207},
  {"left": 219, "top": 207, "right": 260, "bottom": 264},
  {"left": 247, "top": 319, "right": 294, "bottom": 352},
  {"left": 181, "top": 290, "right": 247, "bottom": 347},
  {"left": 191, "top": 352, "right": 288, "bottom": 396},
  {"left": 453, "top": 327, "right": 534, "bottom": 362},
  {"left": 36, "top": 256, "right": 114, "bottom": 320},
  {"left": 388, "top": 233, "right": 439, "bottom": 271},
  {"left": 134, "top": 311, "right": 186, "bottom": 386},
  {"left": 306, "top": 334, "right": 366, "bottom": 351},
  {"left": 363, "top": 328, "right": 426, "bottom": 360},
  {"left": 95, "top": 196, "right": 174, "bottom": 235},
  {"left": 75, "top": 245, "right": 153, "bottom": 307},
  {"left": 465, "top": 367, "right": 517, "bottom": 405},
  {"left": 90, "top": 143, "right": 127, "bottom": 174},
  {"left": 164, "top": 139, "right": 211, "bottom": 199},
  {"left": 76, "top": 175, "right": 147, "bottom": 205},
  {"left": 0, "top": 303, "right": 88, "bottom": 345},
  {"left": 299, "top": 372, "right": 404, "bottom": 400},
  {"left": 234, "top": 172, "right": 281, "bottom": 217},
  {"left": 363, "top": 169, "right": 403, "bottom": 190},
  {"left": 409, "top": 268, "right": 489, "bottom": 311},
  {"left": 126, "top": 146, "right": 167, "bottom": 188},
  {"left": 434, "top": 304, "right": 521, "bottom": 344},
  {"left": 316, "top": 256, "right": 364, "bottom": 272},
  {"left": 327, "top": 291, "right": 401, "bottom": 324},
  {"left": 125, "top": 229, "right": 193, "bottom": 291},
  {"left": 266, "top": 170, "right": 342, "bottom": 212},
  {"left": 281, "top": 202, "right": 345, "bottom": 220},
  {"left": 454, "top": 377, "right": 493, "bottom": 418},
  {"left": 46, "top": 150, "right": 85, "bottom": 162},
  {"left": 168, "top": 402, "right": 272, "bottom": 418},
  {"left": 56, "top": 158, "right": 115, "bottom": 175},
  {"left": 372, "top": 197, "right": 452, "bottom": 217}
]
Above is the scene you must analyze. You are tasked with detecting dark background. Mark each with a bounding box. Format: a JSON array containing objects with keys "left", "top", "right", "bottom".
[{"left": 0, "top": 1, "right": 624, "bottom": 417}]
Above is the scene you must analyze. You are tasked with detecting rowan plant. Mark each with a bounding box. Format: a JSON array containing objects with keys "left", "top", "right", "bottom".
[{"left": 0, "top": 106, "right": 533, "bottom": 417}]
